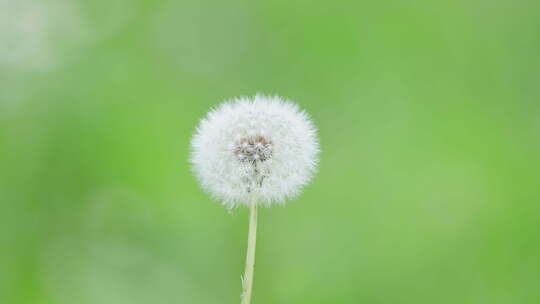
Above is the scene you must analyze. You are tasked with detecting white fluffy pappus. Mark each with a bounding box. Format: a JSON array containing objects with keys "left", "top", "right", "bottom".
[{"left": 190, "top": 95, "right": 320, "bottom": 208}]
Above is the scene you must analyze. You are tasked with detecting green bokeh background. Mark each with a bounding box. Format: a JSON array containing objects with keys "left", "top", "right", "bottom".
[{"left": 2, "top": 0, "right": 539, "bottom": 303}]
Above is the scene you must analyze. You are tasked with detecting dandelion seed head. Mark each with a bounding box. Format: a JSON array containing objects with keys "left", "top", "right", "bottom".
[{"left": 190, "top": 94, "right": 319, "bottom": 208}]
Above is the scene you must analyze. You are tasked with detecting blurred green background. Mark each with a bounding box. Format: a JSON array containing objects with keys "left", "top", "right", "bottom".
[{"left": 1, "top": 0, "right": 540, "bottom": 303}]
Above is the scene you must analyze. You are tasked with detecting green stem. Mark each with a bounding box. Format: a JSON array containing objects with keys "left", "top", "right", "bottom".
[{"left": 241, "top": 200, "right": 258, "bottom": 304}]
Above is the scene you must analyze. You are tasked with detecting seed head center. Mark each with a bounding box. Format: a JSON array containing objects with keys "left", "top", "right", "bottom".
[{"left": 234, "top": 136, "right": 273, "bottom": 163}]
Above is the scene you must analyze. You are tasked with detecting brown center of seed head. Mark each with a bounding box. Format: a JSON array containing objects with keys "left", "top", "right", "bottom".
[{"left": 234, "top": 135, "right": 273, "bottom": 163}]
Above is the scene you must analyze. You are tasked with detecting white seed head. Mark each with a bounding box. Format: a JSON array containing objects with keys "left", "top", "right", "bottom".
[{"left": 190, "top": 94, "right": 320, "bottom": 208}]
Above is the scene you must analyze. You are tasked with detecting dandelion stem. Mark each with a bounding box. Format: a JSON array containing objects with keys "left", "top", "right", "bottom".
[{"left": 241, "top": 199, "right": 258, "bottom": 304}]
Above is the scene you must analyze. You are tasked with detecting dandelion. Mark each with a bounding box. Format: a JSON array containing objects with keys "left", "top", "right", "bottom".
[{"left": 190, "top": 94, "right": 319, "bottom": 303}]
